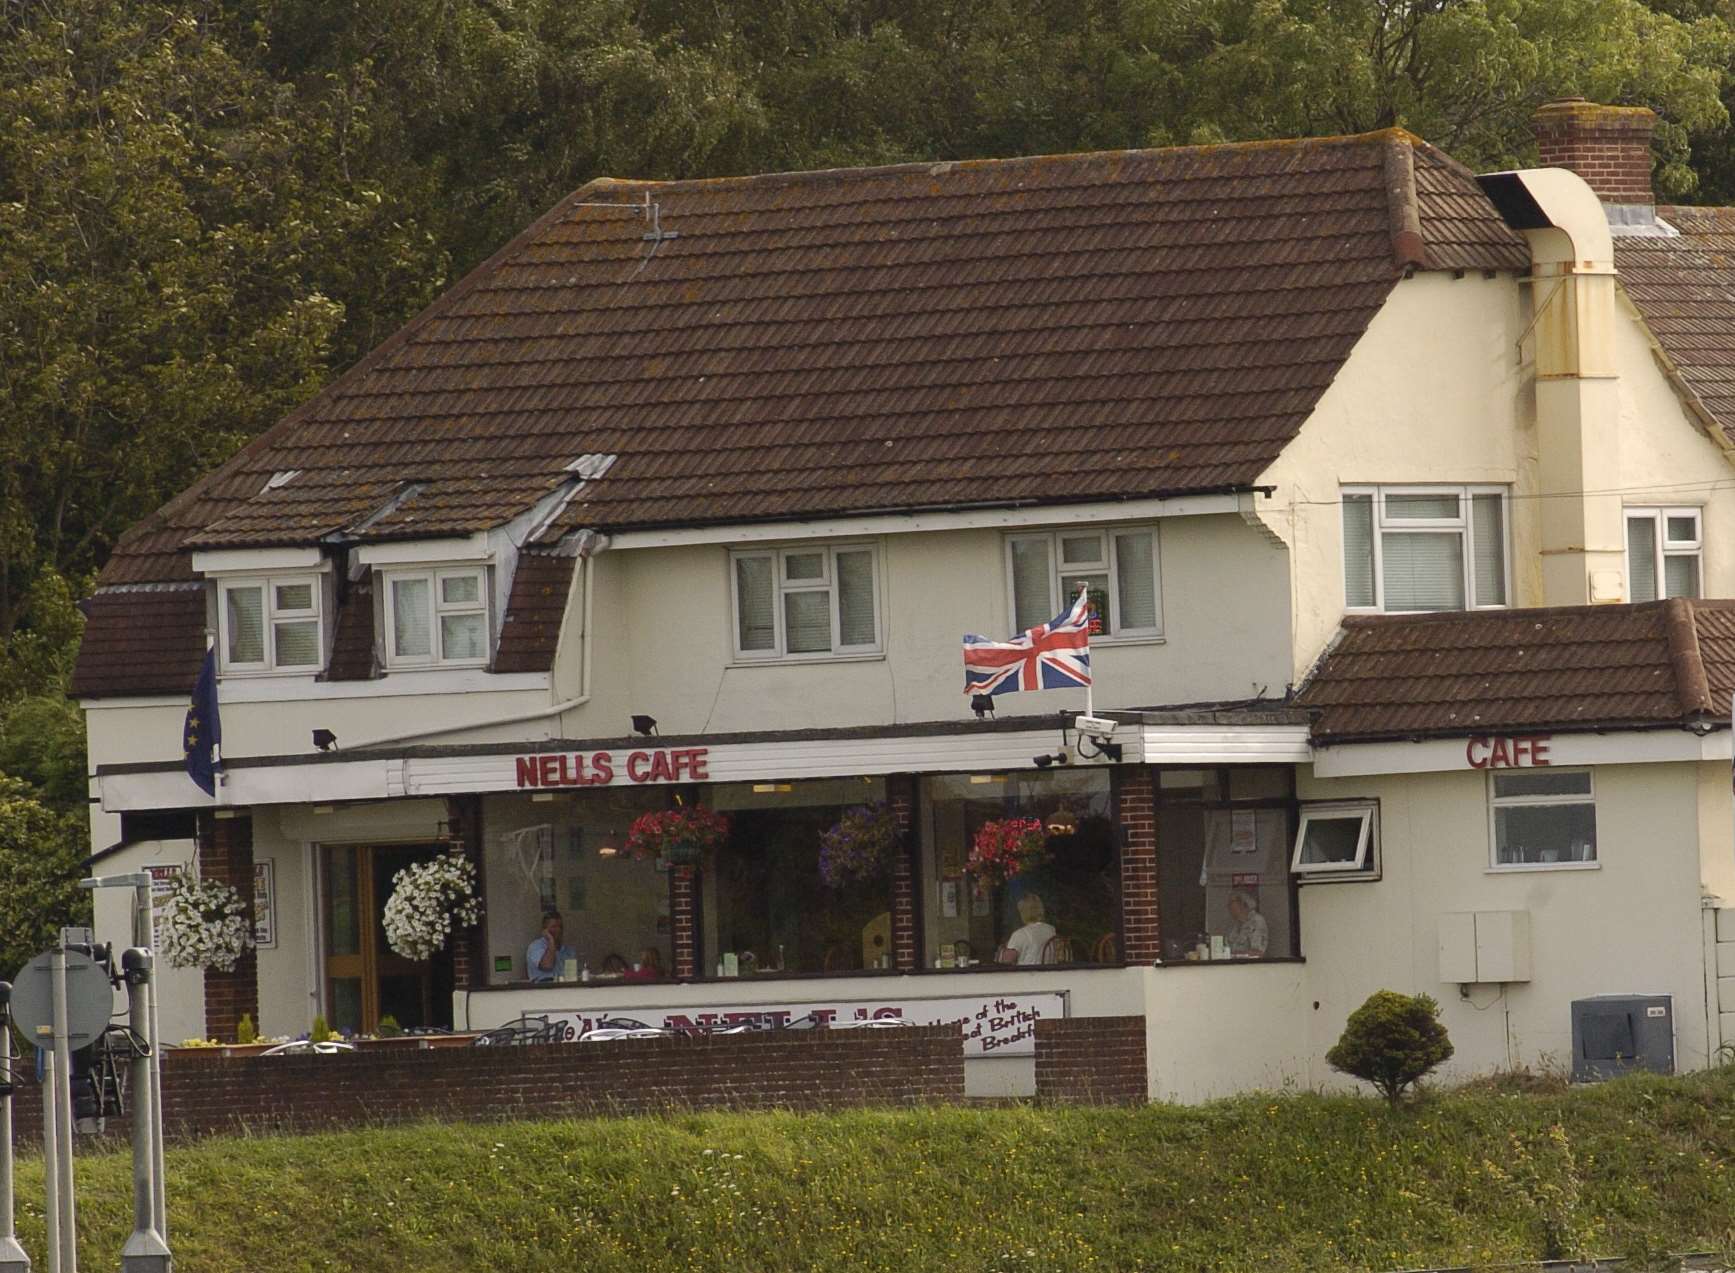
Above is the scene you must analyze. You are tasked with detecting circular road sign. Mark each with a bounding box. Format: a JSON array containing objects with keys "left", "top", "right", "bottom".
[{"left": 9, "top": 951, "right": 113, "bottom": 1048}]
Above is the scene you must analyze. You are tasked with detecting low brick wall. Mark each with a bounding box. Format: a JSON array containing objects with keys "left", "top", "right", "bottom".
[
  {"left": 5, "top": 1024, "right": 964, "bottom": 1143},
  {"left": 1033, "top": 1016, "right": 1147, "bottom": 1105}
]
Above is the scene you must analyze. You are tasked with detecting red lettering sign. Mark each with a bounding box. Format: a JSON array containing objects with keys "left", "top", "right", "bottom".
[
  {"left": 513, "top": 748, "right": 708, "bottom": 789},
  {"left": 1465, "top": 735, "right": 1552, "bottom": 769}
]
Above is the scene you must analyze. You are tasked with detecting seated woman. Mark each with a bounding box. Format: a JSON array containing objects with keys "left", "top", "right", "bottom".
[
  {"left": 998, "top": 892, "right": 1058, "bottom": 966},
  {"left": 1226, "top": 890, "right": 1270, "bottom": 959},
  {"left": 622, "top": 946, "right": 664, "bottom": 982}
]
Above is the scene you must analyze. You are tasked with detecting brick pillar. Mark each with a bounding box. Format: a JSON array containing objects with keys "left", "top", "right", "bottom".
[
  {"left": 1116, "top": 768, "right": 1159, "bottom": 963},
  {"left": 199, "top": 812, "right": 259, "bottom": 1042},
  {"left": 444, "top": 795, "right": 484, "bottom": 990},
  {"left": 888, "top": 776, "right": 918, "bottom": 971},
  {"left": 671, "top": 868, "right": 698, "bottom": 978}
]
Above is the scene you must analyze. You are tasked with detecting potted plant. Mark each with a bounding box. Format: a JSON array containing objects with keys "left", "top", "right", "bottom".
[
  {"left": 382, "top": 853, "right": 483, "bottom": 961},
  {"left": 967, "top": 816, "right": 1049, "bottom": 885},
  {"left": 156, "top": 869, "right": 255, "bottom": 972},
  {"left": 818, "top": 803, "right": 900, "bottom": 888},
  {"left": 625, "top": 806, "right": 730, "bottom": 867}
]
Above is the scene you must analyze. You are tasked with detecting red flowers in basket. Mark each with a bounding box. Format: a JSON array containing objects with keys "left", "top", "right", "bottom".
[
  {"left": 625, "top": 806, "right": 730, "bottom": 866},
  {"left": 967, "top": 816, "right": 1049, "bottom": 885}
]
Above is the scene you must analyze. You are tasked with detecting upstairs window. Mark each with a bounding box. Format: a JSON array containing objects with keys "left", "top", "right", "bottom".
[
  {"left": 218, "top": 577, "right": 324, "bottom": 673},
  {"left": 384, "top": 567, "right": 490, "bottom": 668},
  {"left": 1291, "top": 800, "right": 1379, "bottom": 879},
  {"left": 1490, "top": 769, "right": 1597, "bottom": 870},
  {"left": 1343, "top": 486, "right": 1507, "bottom": 613},
  {"left": 1626, "top": 508, "right": 1700, "bottom": 601},
  {"left": 731, "top": 544, "right": 881, "bottom": 661},
  {"left": 1005, "top": 528, "right": 1162, "bottom": 639}
]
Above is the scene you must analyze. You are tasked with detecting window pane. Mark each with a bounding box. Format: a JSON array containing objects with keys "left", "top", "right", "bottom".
[
  {"left": 785, "top": 590, "right": 832, "bottom": 653},
  {"left": 1298, "top": 816, "right": 1364, "bottom": 866},
  {"left": 226, "top": 587, "right": 265, "bottom": 663},
  {"left": 735, "top": 557, "right": 775, "bottom": 651},
  {"left": 1627, "top": 517, "right": 1658, "bottom": 603},
  {"left": 1665, "top": 515, "right": 1698, "bottom": 545},
  {"left": 274, "top": 582, "right": 313, "bottom": 612},
  {"left": 1382, "top": 533, "right": 1464, "bottom": 611},
  {"left": 836, "top": 550, "right": 876, "bottom": 647},
  {"left": 441, "top": 573, "right": 480, "bottom": 605},
  {"left": 1471, "top": 495, "right": 1505, "bottom": 606},
  {"left": 1114, "top": 532, "right": 1159, "bottom": 631},
  {"left": 1060, "top": 534, "right": 1104, "bottom": 566},
  {"left": 392, "top": 577, "right": 432, "bottom": 657},
  {"left": 1386, "top": 493, "right": 1459, "bottom": 519},
  {"left": 274, "top": 620, "right": 320, "bottom": 667},
  {"left": 1494, "top": 802, "right": 1596, "bottom": 865},
  {"left": 1074, "top": 573, "right": 1110, "bottom": 635},
  {"left": 1010, "top": 538, "right": 1054, "bottom": 632},
  {"left": 1493, "top": 770, "right": 1592, "bottom": 799},
  {"left": 441, "top": 613, "right": 486, "bottom": 660},
  {"left": 784, "top": 552, "right": 825, "bottom": 581},
  {"left": 1664, "top": 554, "right": 1700, "bottom": 600},
  {"left": 1343, "top": 494, "right": 1375, "bottom": 607}
]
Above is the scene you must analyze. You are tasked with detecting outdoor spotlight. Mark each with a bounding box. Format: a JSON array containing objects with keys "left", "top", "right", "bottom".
[
  {"left": 631, "top": 714, "right": 658, "bottom": 737},
  {"left": 312, "top": 728, "right": 338, "bottom": 752},
  {"left": 971, "top": 694, "right": 996, "bottom": 720},
  {"left": 1032, "top": 751, "right": 1067, "bottom": 769}
]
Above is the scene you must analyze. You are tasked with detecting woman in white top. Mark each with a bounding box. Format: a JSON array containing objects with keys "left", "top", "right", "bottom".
[{"left": 1001, "top": 892, "right": 1058, "bottom": 965}]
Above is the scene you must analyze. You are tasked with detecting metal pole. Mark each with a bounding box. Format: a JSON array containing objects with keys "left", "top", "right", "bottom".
[
  {"left": 39, "top": 1049, "right": 58, "bottom": 1273},
  {"left": 119, "top": 954, "right": 168, "bottom": 1273},
  {"left": 136, "top": 887, "right": 166, "bottom": 1244},
  {"left": 0, "top": 985, "right": 31, "bottom": 1272},
  {"left": 49, "top": 954, "right": 75, "bottom": 1273}
]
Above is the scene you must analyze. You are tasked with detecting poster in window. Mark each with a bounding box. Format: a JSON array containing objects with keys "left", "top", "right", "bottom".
[
  {"left": 253, "top": 861, "right": 276, "bottom": 948},
  {"left": 1230, "top": 810, "right": 1259, "bottom": 855},
  {"left": 941, "top": 879, "right": 960, "bottom": 918}
]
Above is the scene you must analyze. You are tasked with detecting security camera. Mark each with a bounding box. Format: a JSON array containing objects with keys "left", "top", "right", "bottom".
[
  {"left": 1074, "top": 714, "right": 1118, "bottom": 739},
  {"left": 1032, "top": 752, "right": 1068, "bottom": 769}
]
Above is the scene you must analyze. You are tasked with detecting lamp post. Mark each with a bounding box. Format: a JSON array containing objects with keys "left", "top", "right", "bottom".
[{"left": 0, "top": 982, "right": 30, "bottom": 1273}]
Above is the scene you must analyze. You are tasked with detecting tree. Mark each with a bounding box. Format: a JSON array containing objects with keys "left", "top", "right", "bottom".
[
  {"left": 0, "top": 775, "right": 90, "bottom": 983},
  {"left": 1327, "top": 989, "right": 1455, "bottom": 1107}
]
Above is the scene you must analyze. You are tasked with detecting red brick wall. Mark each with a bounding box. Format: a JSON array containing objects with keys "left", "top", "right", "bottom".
[
  {"left": 671, "top": 868, "right": 698, "bottom": 977},
  {"left": 1034, "top": 1016, "right": 1147, "bottom": 1105},
  {"left": 889, "top": 776, "right": 918, "bottom": 971},
  {"left": 1116, "top": 769, "right": 1159, "bottom": 963},
  {"left": 199, "top": 813, "right": 258, "bottom": 1043},
  {"left": 6, "top": 1025, "right": 964, "bottom": 1143},
  {"left": 1531, "top": 99, "right": 1656, "bottom": 205}
]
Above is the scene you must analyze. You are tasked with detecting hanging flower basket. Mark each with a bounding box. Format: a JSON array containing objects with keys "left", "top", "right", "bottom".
[
  {"left": 156, "top": 870, "right": 255, "bottom": 972},
  {"left": 967, "top": 816, "right": 1050, "bottom": 886},
  {"left": 818, "top": 803, "right": 900, "bottom": 889},
  {"left": 382, "top": 853, "right": 483, "bottom": 961},
  {"left": 626, "top": 807, "right": 730, "bottom": 867}
]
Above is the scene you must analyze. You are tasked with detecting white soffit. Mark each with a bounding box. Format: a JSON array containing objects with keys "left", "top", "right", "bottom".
[
  {"left": 605, "top": 494, "right": 1244, "bottom": 550},
  {"left": 1141, "top": 725, "right": 1311, "bottom": 763},
  {"left": 190, "top": 546, "right": 325, "bottom": 575},
  {"left": 1311, "top": 728, "right": 1728, "bottom": 778},
  {"left": 353, "top": 534, "right": 491, "bottom": 566}
]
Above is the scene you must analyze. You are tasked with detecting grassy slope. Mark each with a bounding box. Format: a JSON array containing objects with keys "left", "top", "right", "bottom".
[{"left": 10, "top": 1069, "right": 1735, "bottom": 1272}]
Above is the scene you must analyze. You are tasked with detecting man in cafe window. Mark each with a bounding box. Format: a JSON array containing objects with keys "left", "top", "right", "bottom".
[
  {"left": 1226, "top": 891, "right": 1268, "bottom": 959},
  {"left": 527, "top": 909, "right": 575, "bottom": 982}
]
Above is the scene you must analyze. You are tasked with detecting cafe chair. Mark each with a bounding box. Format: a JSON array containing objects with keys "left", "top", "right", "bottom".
[
  {"left": 600, "top": 953, "right": 629, "bottom": 974},
  {"left": 994, "top": 944, "right": 1019, "bottom": 964},
  {"left": 1040, "top": 936, "right": 1074, "bottom": 965},
  {"left": 1092, "top": 933, "right": 1117, "bottom": 963}
]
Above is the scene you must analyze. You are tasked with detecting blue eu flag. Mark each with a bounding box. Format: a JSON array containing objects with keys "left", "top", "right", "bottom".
[{"left": 184, "top": 647, "right": 222, "bottom": 796}]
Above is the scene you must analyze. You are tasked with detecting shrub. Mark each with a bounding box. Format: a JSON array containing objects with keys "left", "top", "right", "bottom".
[
  {"left": 1327, "top": 990, "right": 1454, "bottom": 1107},
  {"left": 235, "top": 1013, "right": 257, "bottom": 1045},
  {"left": 376, "top": 1014, "right": 403, "bottom": 1038},
  {"left": 309, "top": 1015, "right": 334, "bottom": 1044}
]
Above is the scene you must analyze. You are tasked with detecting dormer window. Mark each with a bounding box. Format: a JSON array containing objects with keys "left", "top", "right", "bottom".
[
  {"left": 384, "top": 567, "right": 490, "bottom": 668},
  {"left": 218, "top": 577, "right": 323, "bottom": 673}
]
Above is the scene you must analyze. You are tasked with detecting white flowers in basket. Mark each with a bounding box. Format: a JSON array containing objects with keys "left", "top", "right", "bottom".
[
  {"left": 156, "top": 870, "right": 255, "bottom": 972},
  {"left": 382, "top": 853, "right": 483, "bottom": 961}
]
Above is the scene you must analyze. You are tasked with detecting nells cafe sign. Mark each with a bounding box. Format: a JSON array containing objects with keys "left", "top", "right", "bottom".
[{"left": 514, "top": 747, "right": 711, "bottom": 789}]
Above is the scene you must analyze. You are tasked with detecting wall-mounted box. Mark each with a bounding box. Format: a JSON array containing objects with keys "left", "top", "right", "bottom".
[
  {"left": 1437, "top": 910, "right": 1532, "bottom": 984},
  {"left": 1571, "top": 994, "right": 1674, "bottom": 1082}
]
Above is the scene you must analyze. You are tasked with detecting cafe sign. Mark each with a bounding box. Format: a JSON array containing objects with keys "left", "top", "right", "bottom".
[
  {"left": 1465, "top": 735, "right": 1552, "bottom": 769},
  {"left": 515, "top": 747, "right": 711, "bottom": 789}
]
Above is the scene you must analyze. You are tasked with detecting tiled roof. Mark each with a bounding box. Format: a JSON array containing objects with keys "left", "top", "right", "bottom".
[
  {"left": 1298, "top": 599, "right": 1735, "bottom": 743},
  {"left": 1617, "top": 208, "right": 1735, "bottom": 449},
  {"left": 323, "top": 569, "right": 376, "bottom": 682},
  {"left": 70, "top": 586, "right": 208, "bottom": 699},
  {"left": 493, "top": 553, "right": 575, "bottom": 674}
]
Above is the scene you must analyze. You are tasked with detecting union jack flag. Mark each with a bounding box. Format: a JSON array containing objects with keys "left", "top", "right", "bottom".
[{"left": 963, "top": 587, "right": 1093, "bottom": 696}]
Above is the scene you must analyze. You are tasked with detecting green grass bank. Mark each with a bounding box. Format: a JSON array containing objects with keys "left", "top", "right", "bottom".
[{"left": 10, "top": 1068, "right": 1735, "bottom": 1272}]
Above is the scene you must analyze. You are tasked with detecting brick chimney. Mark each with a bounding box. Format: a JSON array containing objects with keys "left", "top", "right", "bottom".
[{"left": 1530, "top": 98, "right": 1657, "bottom": 207}]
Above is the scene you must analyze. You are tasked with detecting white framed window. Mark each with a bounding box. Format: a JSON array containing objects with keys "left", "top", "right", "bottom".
[
  {"left": 384, "top": 566, "right": 490, "bottom": 667},
  {"left": 1004, "top": 527, "right": 1162, "bottom": 639},
  {"left": 1343, "top": 485, "right": 1508, "bottom": 613},
  {"left": 1291, "top": 800, "right": 1379, "bottom": 878},
  {"left": 1626, "top": 507, "right": 1701, "bottom": 602},
  {"left": 217, "top": 576, "right": 324, "bottom": 673},
  {"left": 1489, "top": 769, "right": 1597, "bottom": 870},
  {"left": 730, "top": 544, "right": 882, "bottom": 661}
]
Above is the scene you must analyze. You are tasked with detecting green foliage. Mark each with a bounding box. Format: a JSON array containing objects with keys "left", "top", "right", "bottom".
[
  {"left": 0, "top": 774, "right": 91, "bottom": 980},
  {"left": 235, "top": 1013, "right": 258, "bottom": 1045},
  {"left": 375, "top": 1014, "right": 402, "bottom": 1038},
  {"left": 309, "top": 1015, "right": 334, "bottom": 1044},
  {"left": 1483, "top": 1123, "right": 1598, "bottom": 1260},
  {"left": 1327, "top": 989, "right": 1456, "bottom": 1107}
]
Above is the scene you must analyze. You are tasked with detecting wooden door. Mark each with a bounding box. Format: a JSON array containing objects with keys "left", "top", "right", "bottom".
[{"left": 321, "top": 844, "right": 452, "bottom": 1034}]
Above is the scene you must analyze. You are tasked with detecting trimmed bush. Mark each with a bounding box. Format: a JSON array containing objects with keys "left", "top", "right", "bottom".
[{"left": 1327, "top": 989, "right": 1454, "bottom": 1107}]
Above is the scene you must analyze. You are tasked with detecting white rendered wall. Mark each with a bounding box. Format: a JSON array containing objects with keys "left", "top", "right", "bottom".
[
  {"left": 1141, "top": 962, "right": 1311, "bottom": 1102},
  {"left": 86, "top": 839, "right": 206, "bottom": 1046}
]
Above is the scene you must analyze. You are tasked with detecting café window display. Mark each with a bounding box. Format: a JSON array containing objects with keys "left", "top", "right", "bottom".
[
  {"left": 921, "top": 770, "right": 1119, "bottom": 969},
  {"left": 482, "top": 788, "right": 675, "bottom": 984},
  {"left": 1155, "top": 767, "right": 1296, "bottom": 961},
  {"left": 701, "top": 779, "right": 893, "bottom": 976}
]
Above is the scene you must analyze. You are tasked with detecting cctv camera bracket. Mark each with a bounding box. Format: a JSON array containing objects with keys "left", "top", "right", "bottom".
[{"left": 1074, "top": 714, "right": 1118, "bottom": 739}]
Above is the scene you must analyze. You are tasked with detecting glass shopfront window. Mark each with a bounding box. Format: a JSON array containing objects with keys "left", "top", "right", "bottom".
[
  {"left": 483, "top": 789, "right": 675, "bottom": 983},
  {"left": 703, "top": 778, "right": 891, "bottom": 976},
  {"left": 920, "top": 770, "right": 1119, "bottom": 969},
  {"left": 1155, "top": 767, "right": 1296, "bottom": 962}
]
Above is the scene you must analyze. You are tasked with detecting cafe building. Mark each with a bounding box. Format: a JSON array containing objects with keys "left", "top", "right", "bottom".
[{"left": 73, "top": 107, "right": 1735, "bottom": 1101}]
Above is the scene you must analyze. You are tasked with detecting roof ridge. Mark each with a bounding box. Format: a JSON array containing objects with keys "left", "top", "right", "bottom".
[
  {"left": 1339, "top": 599, "right": 1675, "bottom": 627},
  {"left": 1664, "top": 595, "right": 1713, "bottom": 717},
  {"left": 1382, "top": 135, "right": 1427, "bottom": 270}
]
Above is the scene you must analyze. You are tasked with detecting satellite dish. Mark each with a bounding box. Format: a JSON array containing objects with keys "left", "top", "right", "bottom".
[{"left": 9, "top": 950, "right": 114, "bottom": 1048}]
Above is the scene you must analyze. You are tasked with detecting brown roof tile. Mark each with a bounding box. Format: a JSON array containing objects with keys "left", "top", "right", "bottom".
[
  {"left": 69, "top": 586, "right": 208, "bottom": 699},
  {"left": 493, "top": 554, "right": 575, "bottom": 674},
  {"left": 1298, "top": 599, "right": 1735, "bottom": 742},
  {"left": 322, "top": 569, "right": 376, "bottom": 682}
]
